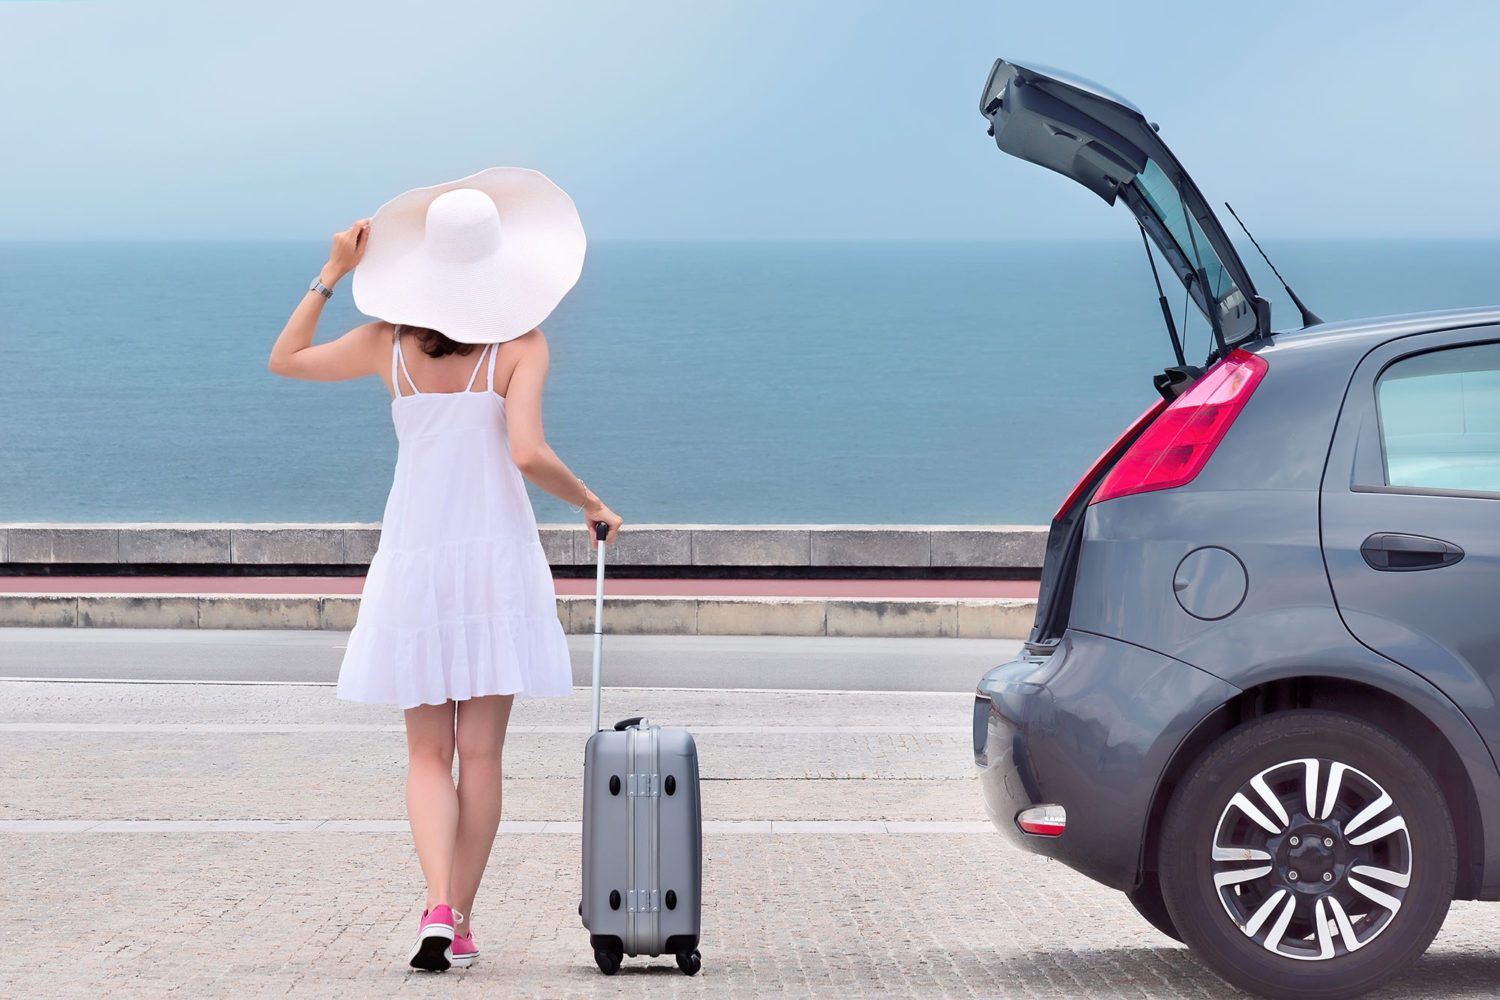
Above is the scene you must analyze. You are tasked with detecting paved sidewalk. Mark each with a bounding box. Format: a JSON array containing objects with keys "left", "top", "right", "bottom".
[{"left": 3, "top": 675, "right": 1498, "bottom": 998}]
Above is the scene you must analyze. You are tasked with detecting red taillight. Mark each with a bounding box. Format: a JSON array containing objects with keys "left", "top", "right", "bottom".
[
  {"left": 1054, "top": 397, "right": 1170, "bottom": 521},
  {"left": 1091, "top": 349, "right": 1268, "bottom": 506}
]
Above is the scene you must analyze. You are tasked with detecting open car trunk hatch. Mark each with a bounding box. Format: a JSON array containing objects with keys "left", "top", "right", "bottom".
[{"left": 980, "top": 58, "right": 1270, "bottom": 353}]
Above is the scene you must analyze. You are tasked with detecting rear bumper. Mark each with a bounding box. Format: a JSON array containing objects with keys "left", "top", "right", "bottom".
[
  {"left": 972, "top": 651, "right": 1057, "bottom": 848},
  {"left": 974, "top": 629, "right": 1240, "bottom": 890}
]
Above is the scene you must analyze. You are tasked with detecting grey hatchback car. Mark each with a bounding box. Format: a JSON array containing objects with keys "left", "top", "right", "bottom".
[{"left": 973, "top": 59, "right": 1500, "bottom": 1000}]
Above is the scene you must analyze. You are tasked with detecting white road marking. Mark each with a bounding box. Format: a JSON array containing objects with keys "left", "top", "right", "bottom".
[
  {"left": 0, "top": 722, "right": 967, "bottom": 735},
  {"left": 0, "top": 678, "right": 971, "bottom": 697},
  {"left": 0, "top": 819, "right": 996, "bottom": 835}
]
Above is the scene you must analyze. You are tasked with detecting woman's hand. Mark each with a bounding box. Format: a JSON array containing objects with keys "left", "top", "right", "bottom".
[
  {"left": 324, "top": 218, "right": 372, "bottom": 283},
  {"left": 585, "top": 498, "right": 623, "bottom": 548}
]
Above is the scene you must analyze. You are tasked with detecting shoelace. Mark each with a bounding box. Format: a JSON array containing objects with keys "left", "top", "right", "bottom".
[{"left": 453, "top": 910, "right": 467, "bottom": 936}]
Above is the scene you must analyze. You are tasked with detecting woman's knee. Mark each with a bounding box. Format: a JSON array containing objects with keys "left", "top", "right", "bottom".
[
  {"left": 409, "top": 734, "right": 456, "bottom": 769},
  {"left": 455, "top": 695, "right": 513, "bottom": 765},
  {"left": 455, "top": 728, "right": 504, "bottom": 767},
  {"left": 405, "top": 703, "right": 457, "bottom": 766}
]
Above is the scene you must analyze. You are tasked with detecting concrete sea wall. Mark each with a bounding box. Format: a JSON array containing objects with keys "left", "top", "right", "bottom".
[
  {"left": 0, "top": 523, "right": 1047, "bottom": 572},
  {"left": 0, "top": 524, "right": 1047, "bottom": 638}
]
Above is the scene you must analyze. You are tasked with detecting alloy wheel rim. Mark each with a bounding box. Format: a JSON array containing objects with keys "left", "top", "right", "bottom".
[{"left": 1210, "top": 757, "right": 1412, "bottom": 961}]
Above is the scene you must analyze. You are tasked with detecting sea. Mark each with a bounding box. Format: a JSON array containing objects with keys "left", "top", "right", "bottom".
[{"left": 2, "top": 239, "right": 1497, "bottom": 526}]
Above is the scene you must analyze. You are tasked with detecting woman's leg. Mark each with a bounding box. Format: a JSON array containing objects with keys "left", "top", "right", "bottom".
[
  {"left": 403, "top": 700, "right": 459, "bottom": 912},
  {"left": 451, "top": 694, "right": 515, "bottom": 936}
]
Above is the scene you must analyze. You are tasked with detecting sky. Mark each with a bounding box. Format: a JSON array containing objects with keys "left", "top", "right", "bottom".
[{"left": 3, "top": 0, "right": 1499, "bottom": 242}]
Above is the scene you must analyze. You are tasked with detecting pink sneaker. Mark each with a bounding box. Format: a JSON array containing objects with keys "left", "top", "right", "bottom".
[
  {"left": 451, "top": 931, "right": 479, "bottom": 968},
  {"left": 449, "top": 909, "right": 478, "bottom": 967},
  {"left": 408, "top": 904, "right": 455, "bottom": 972}
]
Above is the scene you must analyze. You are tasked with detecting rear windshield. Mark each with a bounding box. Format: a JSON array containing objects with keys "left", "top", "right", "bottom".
[{"left": 1134, "top": 159, "right": 1236, "bottom": 305}]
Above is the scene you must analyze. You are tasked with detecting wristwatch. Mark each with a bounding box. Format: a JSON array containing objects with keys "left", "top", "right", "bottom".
[{"left": 309, "top": 277, "right": 333, "bottom": 299}]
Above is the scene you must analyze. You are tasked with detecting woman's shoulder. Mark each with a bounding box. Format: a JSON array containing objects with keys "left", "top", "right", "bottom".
[
  {"left": 505, "top": 328, "right": 548, "bottom": 357},
  {"left": 357, "top": 319, "right": 397, "bottom": 344}
]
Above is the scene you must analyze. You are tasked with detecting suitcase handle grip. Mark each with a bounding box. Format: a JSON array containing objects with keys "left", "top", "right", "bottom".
[{"left": 613, "top": 716, "right": 646, "bottom": 731}]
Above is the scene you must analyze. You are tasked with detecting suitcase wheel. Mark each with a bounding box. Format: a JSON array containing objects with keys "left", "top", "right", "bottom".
[
  {"left": 676, "top": 949, "right": 702, "bottom": 976},
  {"left": 594, "top": 947, "right": 623, "bottom": 976}
]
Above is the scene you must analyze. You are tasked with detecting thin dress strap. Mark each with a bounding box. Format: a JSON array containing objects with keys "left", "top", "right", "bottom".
[
  {"left": 393, "top": 327, "right": 421, "bottom": 396},
  {"left": 486, "top": 341, "right": 499, "bottom": 392},
  {"left": 463, "top": 343, "right": 492, "bottom": 393}
]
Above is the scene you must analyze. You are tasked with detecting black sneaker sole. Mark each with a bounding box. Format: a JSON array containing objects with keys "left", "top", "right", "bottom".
[{"left": 409, "top": 931, "right": 453, "bottom": 972}]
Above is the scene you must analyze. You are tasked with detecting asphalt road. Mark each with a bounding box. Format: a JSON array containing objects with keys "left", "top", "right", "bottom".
[{"left": 0, "top": 629, "right": 1020, "bottom": 692}]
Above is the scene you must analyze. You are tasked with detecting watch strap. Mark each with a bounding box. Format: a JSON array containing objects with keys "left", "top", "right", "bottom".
[{"left": 309, "top": 277, "right": 333, "bottom": 299}]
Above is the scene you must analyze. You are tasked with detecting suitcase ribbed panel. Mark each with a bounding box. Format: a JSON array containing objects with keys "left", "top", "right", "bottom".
[{"left": 626, "top": 725, "right": 658, "bottom": 955}]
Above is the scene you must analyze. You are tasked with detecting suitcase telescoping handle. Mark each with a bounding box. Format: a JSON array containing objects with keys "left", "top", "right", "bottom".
[{"left": 589, "top": 520, "right": 608, "bottom": 735}]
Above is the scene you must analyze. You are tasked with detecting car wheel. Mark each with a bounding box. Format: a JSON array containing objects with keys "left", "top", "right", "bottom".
[
  {"left": 1126, "top": 874, "right": 1182, "bottom": 942},
  {"left": 1159, "top": 710, "right": 1455, "bottom": 1000}
]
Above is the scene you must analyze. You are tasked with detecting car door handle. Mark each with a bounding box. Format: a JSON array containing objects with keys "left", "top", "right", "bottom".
[{"left": 1360, "top": 533, "right": 1465, "bottom": 571}]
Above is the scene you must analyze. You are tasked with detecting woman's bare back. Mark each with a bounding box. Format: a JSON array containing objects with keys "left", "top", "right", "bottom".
[{"left": 381, "top": 322, "right": 535, "bottom": 400}]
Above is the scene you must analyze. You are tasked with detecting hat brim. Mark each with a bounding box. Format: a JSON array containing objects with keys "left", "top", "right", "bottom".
[{"left": 351, "top": 166, "right": 586, "bottom": 344}]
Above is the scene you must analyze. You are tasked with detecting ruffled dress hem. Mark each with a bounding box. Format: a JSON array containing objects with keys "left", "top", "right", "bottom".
[{"left": 337, "top": 606, "right": 574, "bottom": 710}]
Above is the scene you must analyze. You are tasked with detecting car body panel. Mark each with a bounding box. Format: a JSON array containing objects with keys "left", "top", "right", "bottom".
[
  {"left": 1321, "top": 325, "right": 1500, "bottom": 771},
  {"left": 1066, "top": 324, "right": 1361, "bottom": 653},
  {"left": 1069, "top": 311, "right": 1500, "bottom": 659}
]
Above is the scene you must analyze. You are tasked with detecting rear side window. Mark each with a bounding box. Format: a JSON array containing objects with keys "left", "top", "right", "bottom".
[{"left": 1377, "top": 342, "right": 1500, "bottom": 493}]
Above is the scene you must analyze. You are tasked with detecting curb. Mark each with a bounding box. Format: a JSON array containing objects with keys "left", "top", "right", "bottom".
[
  {"left": 0, "top": 523, "right": 1048, "bottom": 572},
  {"left": 0, "top": 593, "right": 1037, "bottom": 639}
]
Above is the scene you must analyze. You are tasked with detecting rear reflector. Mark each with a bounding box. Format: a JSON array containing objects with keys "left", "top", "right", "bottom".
[
  {"left": 1091, "top": 349, "right": 1268, "bottom": 506},
  {"left": 1017, "top": 804, "right": 1066, "bottom": 837},
  {"left": 1054, "top": 397, "right": 1169, "bottom": 521}
]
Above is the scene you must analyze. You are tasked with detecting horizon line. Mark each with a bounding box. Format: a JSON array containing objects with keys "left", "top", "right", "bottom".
[{"left": 3, "top": 234, "right": 1499, "bottom": 245}]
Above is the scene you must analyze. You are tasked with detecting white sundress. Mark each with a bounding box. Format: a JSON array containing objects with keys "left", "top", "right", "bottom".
[{"left": 336, "top": 327, "right": 574, "bottom": 710}]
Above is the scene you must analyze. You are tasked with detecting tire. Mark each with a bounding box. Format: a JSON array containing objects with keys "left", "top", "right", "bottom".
[
  {"left": 1126, "top": 874, "right": 1182, "bottom": 942},
  {"left": 1159, "top": 710, "right": 1456, "bottom": 1000}
]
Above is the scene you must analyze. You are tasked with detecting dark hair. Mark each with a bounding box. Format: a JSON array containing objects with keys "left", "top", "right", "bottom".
[{"left": 397, "top": 323, "right": 476, "bottom": 359}]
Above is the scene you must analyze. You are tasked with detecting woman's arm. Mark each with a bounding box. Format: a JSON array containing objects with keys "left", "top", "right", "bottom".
[
  {"left": 268, "top": 219, "right": 381, "bottom": 382},
  {"left": 505, "top": 330, "right": 623, "bottom": 545}
]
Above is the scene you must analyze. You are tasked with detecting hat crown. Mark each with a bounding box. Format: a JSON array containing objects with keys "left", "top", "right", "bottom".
[{"left": 424, "top": 188, "right": 502, "bottom": 264}]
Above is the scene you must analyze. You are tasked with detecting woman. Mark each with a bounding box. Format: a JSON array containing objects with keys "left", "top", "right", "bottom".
[{"left": 267, "top": 167, "right": 622, "bottom": 973}]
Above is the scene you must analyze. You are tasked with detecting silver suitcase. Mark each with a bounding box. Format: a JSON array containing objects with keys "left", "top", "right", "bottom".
[{"left": 579, "top": 523, "right": 703, "bottom": 976}]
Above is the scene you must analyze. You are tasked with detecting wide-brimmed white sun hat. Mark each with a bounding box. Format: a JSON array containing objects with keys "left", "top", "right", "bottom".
[{"left": 351, "top": 166, "right": 586, "bottom": 344}]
